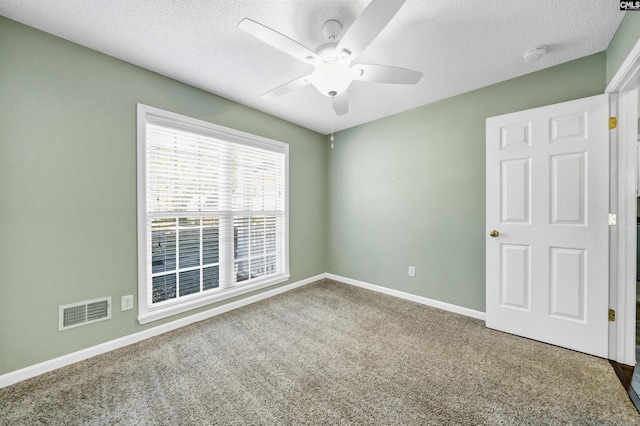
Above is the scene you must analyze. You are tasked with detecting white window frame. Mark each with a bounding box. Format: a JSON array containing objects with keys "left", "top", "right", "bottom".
[{"left": 136, "top": 104, "right": 289, "bottom": 324}]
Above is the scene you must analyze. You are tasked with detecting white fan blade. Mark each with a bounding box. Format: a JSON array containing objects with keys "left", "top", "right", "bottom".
[
  {"left": 239, "top": 19, "right": 320, "bottom": 64},
  {"left": 262, "top": 75, "right": 312, "bottom": 99},
  {"left": 336, "top": 0, "right": 406, "bottom": 61},
  {"left": 352, "top": 64, "right": 422, "bottom": 84},
  {"left": 332, "top": 93, "right": 349, "bottom": 116}
]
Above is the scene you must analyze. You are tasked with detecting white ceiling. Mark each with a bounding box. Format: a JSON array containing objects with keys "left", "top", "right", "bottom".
[{"left": 0, "top": 1, "right": 625, "bottom": 134}]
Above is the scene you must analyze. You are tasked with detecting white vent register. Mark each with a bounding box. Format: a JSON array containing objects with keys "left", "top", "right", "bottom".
[{"left": 58, "top": 297, "right": 111, "bottom": 331}]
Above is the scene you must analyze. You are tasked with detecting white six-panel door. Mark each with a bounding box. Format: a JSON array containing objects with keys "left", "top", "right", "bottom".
[{"left": 486, "top": 94, "right": 610, "bottom": 358}]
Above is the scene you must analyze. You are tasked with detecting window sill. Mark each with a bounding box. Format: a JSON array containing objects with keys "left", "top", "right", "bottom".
[{"left": 137, "top": 273, "right": 290, "bottom": 325}]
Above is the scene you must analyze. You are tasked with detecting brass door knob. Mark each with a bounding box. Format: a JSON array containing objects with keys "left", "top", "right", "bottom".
[{"left": 489, "top": 230, "right": 499, "bottom": 237}]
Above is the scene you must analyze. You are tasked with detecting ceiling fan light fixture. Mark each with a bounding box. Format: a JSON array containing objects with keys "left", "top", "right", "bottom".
[
  {"left": 310, "top": 62, "right": 354, "bottom": 97},
  {"left": 240, "top": 0, "right": 421, "bottom": 117}
]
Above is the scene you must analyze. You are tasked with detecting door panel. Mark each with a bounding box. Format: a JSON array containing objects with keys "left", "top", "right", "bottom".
[
  {"left": 551, "top": 112, "right": 586, "bottom": 142},
  {"left": 549, "top": 247, "right": 585, "bottom": 320},
  {"left": 500, "top": 244, "right": 530, "bottom": 310},
  {"left": 550, "top": 153, "right": 586, "bottom": 224},
  {"left": 486, "top": 93, "right": 609, "bottom": 357},
  {"left": 501, "top": 159, "right": 530, "bottom": 223},
  {"left": 501, "top": 122, "right": 531, "bottom": 148}
]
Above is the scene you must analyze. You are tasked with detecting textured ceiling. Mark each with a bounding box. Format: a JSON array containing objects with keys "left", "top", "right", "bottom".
[{"left": 0, "top": 1, "right": 625, "bottom": 134}]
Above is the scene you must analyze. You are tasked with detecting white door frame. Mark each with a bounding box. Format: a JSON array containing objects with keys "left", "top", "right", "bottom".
[{"left": 606, "top": 38, "right": 640, "bottom": 366}]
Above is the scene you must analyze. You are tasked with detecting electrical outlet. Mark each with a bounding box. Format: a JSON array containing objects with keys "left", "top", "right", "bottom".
[
  {"left": 121, "top": 295, "right": 134, "bottom": 311},
  {"left": 408, "top": 266, "right": 416, "bottom": 277}
]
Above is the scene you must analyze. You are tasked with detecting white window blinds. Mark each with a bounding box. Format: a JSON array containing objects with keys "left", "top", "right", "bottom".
[
  {"left": 145, "top": 121, "right": 286, "bottom": 214},
  {"left": 137, "top": 104, "right": 289, "bottom": 324}
]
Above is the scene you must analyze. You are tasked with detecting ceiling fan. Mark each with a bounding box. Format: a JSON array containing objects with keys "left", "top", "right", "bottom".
[{"left": 238, "top": 0, "right": 423, "bottom": 116}]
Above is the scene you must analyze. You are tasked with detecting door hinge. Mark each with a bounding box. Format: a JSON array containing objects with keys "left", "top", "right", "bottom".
[
  {"left": 609, "top": 309, "right": 616, "bottom": 322},
  {"left": 609, "top": 117, "right": 617, "bottom": 130},
  {"left": 609, "top": 213, "right": 617, "bottom": 226}
]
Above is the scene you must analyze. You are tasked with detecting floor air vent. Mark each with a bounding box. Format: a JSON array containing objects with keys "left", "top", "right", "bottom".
[{"left": 58, "top": 297, "right": 111, "bottom": 331}]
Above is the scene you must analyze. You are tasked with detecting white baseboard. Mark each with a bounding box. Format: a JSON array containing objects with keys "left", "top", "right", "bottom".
[
  {"left": 0, "top": 272, "right": 485, "bottom": 389},
  {"left": 325, "top": 273, "right": 486, "bottom": 321},
  {"left": 0, "top": 273, "right": 323, "bottom": 389}
]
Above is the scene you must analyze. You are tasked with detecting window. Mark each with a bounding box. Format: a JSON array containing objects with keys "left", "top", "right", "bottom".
[{"left": 137, "top": 104, "right": 289, "bottom": 324}]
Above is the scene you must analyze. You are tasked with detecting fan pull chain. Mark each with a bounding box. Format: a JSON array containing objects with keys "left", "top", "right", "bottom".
[{"left": 330, "top": 100, "right": 335, "bottom": 149}]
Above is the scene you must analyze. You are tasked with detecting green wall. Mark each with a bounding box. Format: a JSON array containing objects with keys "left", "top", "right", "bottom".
[
  {"left": 327, "top": 53, "right": 607, "bottom": 312},
  {"left": 606, "top": 11, "right": 640, "bottom": 85},
  {"left": 0, "top": 17, "right": 328, "bottom": 375}
]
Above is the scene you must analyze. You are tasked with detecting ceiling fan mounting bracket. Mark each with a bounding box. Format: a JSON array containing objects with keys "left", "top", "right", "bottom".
[{"left": 322, "top": 20, "right": 342, "bottom": 41}]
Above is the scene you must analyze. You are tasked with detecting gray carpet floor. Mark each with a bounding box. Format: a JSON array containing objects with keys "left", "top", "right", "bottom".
[{"left": 1, "top": 279, "right": 640, "bottom": 425}]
